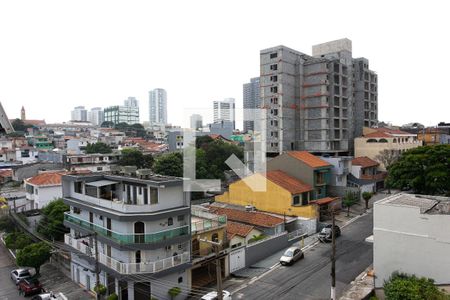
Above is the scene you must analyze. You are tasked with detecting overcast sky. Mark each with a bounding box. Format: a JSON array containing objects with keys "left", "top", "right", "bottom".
[{"left": 0, "top": 0, "right": 448, "bottom": 129}]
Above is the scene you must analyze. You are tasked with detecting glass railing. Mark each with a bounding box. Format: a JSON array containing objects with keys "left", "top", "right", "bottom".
[
  {"left": 64, "top": 213, "right": 189, "bottom": 245},
  {"left": 191, "top": 215, "right": 227, "bottom": 234}
]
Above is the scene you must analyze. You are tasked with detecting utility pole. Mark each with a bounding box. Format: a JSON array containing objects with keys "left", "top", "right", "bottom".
[
  {"left": 330, "top": 206, "right": 336, "bottom": 300},
  {"left": 94, "top": 232, "right": 100, "bottom": 300},
  {"left": 200, "top": 238, "right": 223, "bottom": 300}
]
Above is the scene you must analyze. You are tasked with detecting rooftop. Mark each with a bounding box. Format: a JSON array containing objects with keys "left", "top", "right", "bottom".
[
  {"left": 227, "top": 221, "right": 255, "bottom": 238},
  {"left": 287, "top": 151, "right": 331, "bottom": 168},
  {"left": 209, "top": 206, "right": 284, "bottom": 228},
  {"left": 379, "top": 193, "right": 450, "bottom": 214},
  {"left": 26, "top": 172, "right": 64, "bottom": 186},
  {"left": 264, "top": 170, "right": 312, "bottom": 194},
  {"left": 352, "top": 156, "right": 379, "bottom": 168}
]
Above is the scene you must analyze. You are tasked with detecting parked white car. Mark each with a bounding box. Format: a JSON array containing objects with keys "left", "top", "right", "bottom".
[
  {"left": 280, "top": 246, "right": 304, "bottom": 266},
  {"left": 201, "top": 290, "right": 232, "bottom": 300},
  {"left": 10, "top": 268, "right": 32, "bottom": 284}
]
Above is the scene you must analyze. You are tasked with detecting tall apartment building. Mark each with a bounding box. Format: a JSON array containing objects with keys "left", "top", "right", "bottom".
[
  {"left": 104, "top": 99, "right": 140, "bottom": 125},
  {"left": 243, "top": 77, "right": 261, "bottom": 132},
  {"left": 189, "top": 114, "right": 203, "bottom": 130},
  {"left": 62, "top": 172, "right": 191, "bottom": 300},
  {"left": 213, "top": 98, "right": 235, "bottom": 130},
  {"left": 88, "top": 107, "right": 104, "bottom": 126},
  {"left": 71, "top": 106, "right": 88, "bottom": 122},
  {"left": 260, "top": 38, "right": 378, "bottom": 156},
  {"left": 149, "top": 89, "right": 168, "bottom": 125}
]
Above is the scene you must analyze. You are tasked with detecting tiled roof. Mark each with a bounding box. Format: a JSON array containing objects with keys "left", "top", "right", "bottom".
[
  {"left": 310, "top": 197, "right": 338, "bottom": 205},
  {"left": 287, "top": 151, "right": 331, "bottom": 168},
  {"left": 210, "top": 207, "right": 284, "bottom": 228},
  {"left": 363, "top": 131, "right": 392, "bottom": 138},
  {"left": 364, "top": 128, "right": 415, "bottom": 138},
  {"left": 227, "top": 221, "right": 255, "bottom": 238},
  {"left": 264, "top": 170, "right": 312, "bottom": 194},
  {"left": 0, "top": 169, "right": 12, "bottom": 177},
  {"left": 352, "top": 156, "right": 379, "bottom": 168},
  {"left": 26, "top": 172, "right": 63, "bottom": 186}
]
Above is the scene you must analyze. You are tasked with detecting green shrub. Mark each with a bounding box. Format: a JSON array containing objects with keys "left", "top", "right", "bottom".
[
  {"left": 107, "top": 292, "right": 118, "bottom": 300},
  {"left": 4, "top": 232, "right": 33, "bottom": 250},
  {"left": 94, "top": 284, "right": 107, "bottom": 295},
  {"left": 0, "top": 215, "right": 15, "bottom": 233},
  {"left": 168, "top": 287, "right": 181, "bottom": 300}
]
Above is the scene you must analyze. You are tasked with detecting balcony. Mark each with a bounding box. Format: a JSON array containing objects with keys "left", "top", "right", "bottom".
[
  {"left": 64, "top": 213, "right": 189, "bottom": 245},
  {"left": 191, "top": 210, "right": 227, "bottom": 234},
  {"left": 360, "top": 172, "right": 387, "bottom": 181},
  {"left": 64, "top": 234, "right": 190, "bottom": 274}
]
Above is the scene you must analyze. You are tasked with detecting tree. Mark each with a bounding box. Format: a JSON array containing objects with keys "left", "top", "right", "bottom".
[
  {"left": 342, "top": 191, "right": 358, "bottom": 217},
  {"left": 168, "top": 287, "right": 181, "bottom": 300},
  {"left": 101, "top": 121, "right": 114, "bottom": 128},
  {"left": 362, "top": 192, "right": 372, "bottom": 210},
  {"left": 119, "top": 149, "right": 154, "bottom": 169},
  {"left": 0, "top": 215, "right": 15, "bottom": 233},
  {"left": 384, "top": 272, "right": 450, "bottom": 300},
  {"left": 37, "top": 199, "right": 69, "bottom": 241},
  {"left": 153, "top": 152, "right": 183, "bottom": 177},
  {"left": 11, "top": 118, "right": 32, "bottom": 132},
  {"left": 387, "top": 145, "right": 450, "bottom": 196},
  {"left": 85, "top": 142, "right": 112, "bottom": 154},
  {"left": 4, "top": 232, "right": 33, "bottom": 250},
  {"left": 16, "top": 242, "right": 52, "bottom": 275},
  {"left": 375, "top": 149, "right": 401, "bottom": 171}
]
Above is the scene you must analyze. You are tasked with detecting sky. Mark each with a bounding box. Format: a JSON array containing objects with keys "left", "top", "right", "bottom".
[{"left": 0, "top": 0, "right": 449, "bottom": 129}]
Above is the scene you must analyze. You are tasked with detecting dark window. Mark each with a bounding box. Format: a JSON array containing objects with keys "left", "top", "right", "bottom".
[
  {"left": 178, "top": 277, "right": 183, "bottom": 284},
  {"left": 168, "top": 217, "right": 173, "bottom": 226},
  {"left": 74, "top": 182, "right": 83, "bottom": 194},
  {"left": 270, "top": 52, "right": 277, "bottom": 59},
  {"left": 150, "top": 187, "right": 158, "bottom": 204},
  {"left": 177, "top": 215, "right": 185, "bottom": 222},
  {"left": 301, "top": 192, "right": 309, "bottom": 206},
  {"left": 143, "top": 188, "right": 148, "bottom": 205},
  {"left": 293, "top": 196, "right": 300, "bottom": 205},
  {"left": 212, "top": 233, "right": 219, "bottom": 242},
  {"left": 73, "top": 207, "right": 81, "bottom": 214},
  {"left": 270, "top": 64, "right": 278, "bottom": 70},
  {"left": 270, "top": 86, "right": 278, "bottom": 93},
  {"left": 138, "top": 187, "right": 142, "bottom": 195}
]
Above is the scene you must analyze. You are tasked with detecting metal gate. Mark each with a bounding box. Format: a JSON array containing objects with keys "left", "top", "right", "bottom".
[{"left": 229, "top": 247, "right": 246, "bottom": 273}]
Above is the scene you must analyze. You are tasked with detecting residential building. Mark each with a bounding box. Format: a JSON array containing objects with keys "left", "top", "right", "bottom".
[
  {"left": 62, "top": 173, "right": 191, "bottom": 300},
  {"left": 15, "top": 147, "right": 40, "bottom": 164},
  {"left": 167, "top": 130, "right": 184, "bottom": 152},
  {"left": 206, "top": 120, "right": 234, "bottom": 139},
  {"left": 28, "top": 136, "right": 53, "bottom": 150},
  {"left": 260, "top": 38, "right": 377, "bottom": 155},
  {"left": 374, "top": 193, "right": 450, "bottom": 295},
  {"left": 215, "top": 170, "right": 318, "bottom": 221},
  {"left": 213, "top": 98, "right": 235, "bottom": 129},
  {"left": 149, "top": 89, "right": 168, "bottom": 125},
  {"left": 349, "top": 156, "right": 386, "bottom": 193},
  {"left": 88, "top": 107, "right": 104, "bottom": 126},
  {"left": 243, "top": 77, "right": 261, "bottom": 132},
  {"left": 0, "top": 101, "right": 14, "bottom": 134},
  {"left": 63, "top": 153, "right": 121, "bottom": 172},
  {"left": 124, "top": 97, "right": 139, "bottom": 108},
  {"left": 354, "top": 127, "right": 421, "bottom": 170},
  {"left": 190, "top": 114, "right": 203, "bottom": 130},
  {"left": 104, "top": 104, "right": 139, "bottom": 125},
  {"left": 24, "top": 172, "right": 63, "bottom": 209},
  {"left": 320, "top": 156, "right": 352, "bottom": 188},
  {"left": 71, "top": 106, "right": 88, "bottom": 122},
  {"left": 226, "top": 221, "right": 262, "bottom": 249},
  {"left": 190, "top": 207, "right": 228, "bottom": 287},
  {"left": 0, "top": 169, "right": 12, "bottom": 184}
]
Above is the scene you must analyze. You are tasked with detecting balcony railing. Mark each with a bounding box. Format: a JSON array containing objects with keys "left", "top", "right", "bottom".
[
  {"left": 64, "top": 213, "right": 189, "bottom": 245},
  {"left": 191, "top": 210, "right": 227, "bottom": 234},
  {"left": 64, "top": 234, "right": 190, "bottom": 274}
]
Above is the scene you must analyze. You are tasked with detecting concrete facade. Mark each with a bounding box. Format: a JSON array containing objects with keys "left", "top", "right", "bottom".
[
  {"left": 213, "top": 98, "right": 235, "bottom": 130},
  {"left": 374, "top": 193, "right": 450, "bottom": 289},
  {"left": 243, "top": 77, "right": 261, "bottom": 132},
  {"left": 260, "top": 39, "right": 378, "bottom": 155},
  {"left": 149, "top": 89, "right": 168, "bottom": 126}
]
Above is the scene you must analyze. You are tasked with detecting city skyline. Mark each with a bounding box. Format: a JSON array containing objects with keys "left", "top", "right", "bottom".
[{"left": 1, "top": 0, "right": 449, "bottom": 128}]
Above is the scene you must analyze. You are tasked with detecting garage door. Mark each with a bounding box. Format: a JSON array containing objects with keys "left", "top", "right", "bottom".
[{"left": 229, "top": 248, "right": 246, "bottom": 273}]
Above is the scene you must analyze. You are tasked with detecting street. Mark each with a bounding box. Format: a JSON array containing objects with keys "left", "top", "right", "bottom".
[
  {"left": 233, "top": 212, "right": 373, "bottom": 300},
  {"left": 0, "top": 236, "right": 22, "bottom": 300}
]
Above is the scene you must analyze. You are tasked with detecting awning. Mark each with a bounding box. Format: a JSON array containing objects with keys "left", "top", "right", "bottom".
[
  {"left": 86, "top": 180, "right": 118, "bottom": 187},
  {"left": 311, "top": 197, "right": 338, "bottom": 205}
]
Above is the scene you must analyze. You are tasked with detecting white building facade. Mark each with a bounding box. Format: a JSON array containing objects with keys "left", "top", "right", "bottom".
[
  {"left": 149, "top": 89, "right": 168, "bottom": 126},
  {"left": 213, "top": 98, "right": 235, "bottom": 129}
]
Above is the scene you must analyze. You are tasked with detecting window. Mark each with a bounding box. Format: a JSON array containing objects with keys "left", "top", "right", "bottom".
[
  {"left": 35, "top": 189, "right": 38, "bottom": 195},
  {"left": 143, "top": 188, "right": 148, "bottom": 205},
  {"left": 97, "top": 167, "right": 103, "bottom": 171},
  {"left": 168, "top": 217, "right": 173, "bottom": 226},
  {"left": 270, "top": 64, "right": 278, "bottom": 70},
  {"left": 316, "top": 172, "right": 325, "bottom": 185},
  {"left": 74, "top": 182, "right": 83, "bottom": 194},
  {"left": 270, "top": 86, "right": 278, "bottom": 93},
  {"left": 271, "top": 97, "right": 278, "bottom": 104},
  {"left": 150, "top": 187, "right": 158, "bottom": 204},
  {"left": 293, "top": 195, "right": 300, "bottom": 205},
  {"left": 270, "top": 75, "right": 278, "bottom": 82},
  {"left": 178, "top": 277, "right": 183, "bottom": 284},
  {"left": 73, "top": 207, "right": 81, "bottom": 214},
  {"left": 270, "top": 52, "right": 277, "bottom": 59},
  {"left": 212, "top": 233, "right": 219, "bottom": 243},
  {"left": 301, "top": 192, "right": 309, "bottom": 206},
  {"left": 177, "top": 215, "right": 185, "bottom": 222}
]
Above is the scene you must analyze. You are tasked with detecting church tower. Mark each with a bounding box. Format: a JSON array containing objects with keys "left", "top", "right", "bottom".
[{"left": 21, "top": 106, "right": 26, "bottom": 121}]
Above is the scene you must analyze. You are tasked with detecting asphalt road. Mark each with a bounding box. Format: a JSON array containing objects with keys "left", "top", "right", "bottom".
[
  {"left": 0, "top": 237, "right": 22, "bottom": 300},
  {"left": 234, "top": 212, "right": 373, "bottom": 300}
]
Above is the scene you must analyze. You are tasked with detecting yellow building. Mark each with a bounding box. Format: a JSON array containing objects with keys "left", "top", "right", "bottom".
[
  {"left": 354, "top": 127, "right": 422, "bottom": 170},
  {"left": 216, "top": 170, "right": 318, "bottom": 219}
]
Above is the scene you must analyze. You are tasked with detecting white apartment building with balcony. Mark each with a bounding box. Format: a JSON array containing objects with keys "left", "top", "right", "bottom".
[{"left": 62, "top": 173, "right": 191, "bottom": 300}]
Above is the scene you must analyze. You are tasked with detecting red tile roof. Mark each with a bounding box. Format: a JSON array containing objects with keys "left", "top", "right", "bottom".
[
  {"left": 210, "top": 207, "right": 284, "bottom": 228},
  {"left": 287, "top": 151, "right": 331, "bottom": 168},
  {"left": 264, "top": 170, "right": 312, "bottom": 194},
  {"left": 352, "top": 156, "right": 379, "bottom": 168},
  {"left": 310, "top": 197, "right": 338, "bottom": 205},
  {"left": 363, "top": 128, "right": 415, "bottom": 138},
  {"left": 0, "top": 169, "right": 12, "bottom": 178},
  {"left": 227, "top": 221, "right": 255, "bottom": 238},
  {"left": 26, "top": 172, "right": 64, "bottom": 186}
]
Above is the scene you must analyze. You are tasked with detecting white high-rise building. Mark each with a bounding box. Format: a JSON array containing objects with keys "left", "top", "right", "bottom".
[
  {"left": 71, "top": 106, "right": 87, "bottom": 122},
  {"left": 190, "top": 114, "right": 203, "bottom": 130},
  {"left": 213, "top": 98, "right": 235, "bottom": 129},
  {"left": 124, "top": 97, "right": 139, "bottom": 108},
  {"left": 88, "top": 107, "right": 104, "bottom": 126},
  {"left": 149, "top": 89, "right": 167, "bottom": 125}
]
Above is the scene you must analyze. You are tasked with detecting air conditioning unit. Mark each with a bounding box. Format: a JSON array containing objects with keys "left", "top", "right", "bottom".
[{"left": 245, "top": 205, "right": 255, "bottom": 212}]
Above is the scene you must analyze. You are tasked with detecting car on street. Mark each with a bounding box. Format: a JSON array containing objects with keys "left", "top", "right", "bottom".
[
  {"left": 201, "top": 290, "right": 232, "bottom": 300},
  {"left": 10, "top": 268, "right": 32, "bottom": 284},
  {"left": 280, "top": 246, "right": 304, "bottom": 266},
  {"left": 18, "top": 277, "right": 43, "bottom": 296},
  {"left": 318, "top": 224, "right": 341, "bottom": 243},
  {"left": 31, "top": 292, "right": 65, "bottom": 300}
]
